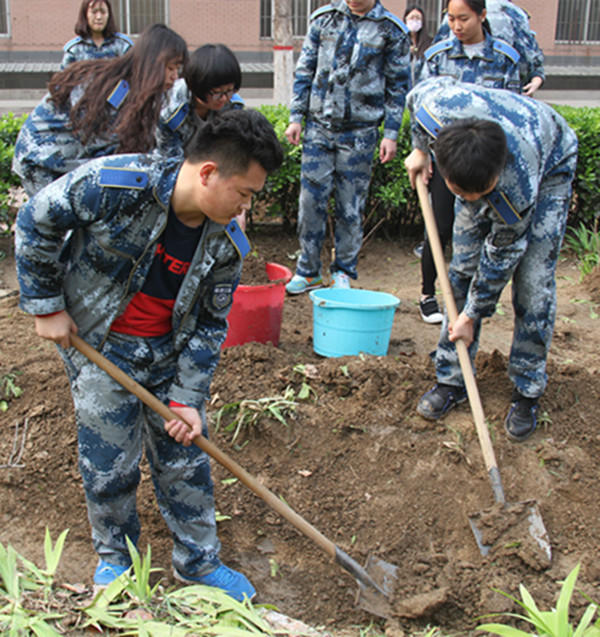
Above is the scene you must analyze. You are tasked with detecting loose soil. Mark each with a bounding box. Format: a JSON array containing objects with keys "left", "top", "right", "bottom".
[{"left": 1, "top": 223, "right": 599, "bottom": 636}]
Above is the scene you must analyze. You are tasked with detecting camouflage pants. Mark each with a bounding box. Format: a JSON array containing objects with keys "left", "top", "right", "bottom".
[
  {"left": 434, "top": 167, "right": 574, "bottom": 398},
  {"left": 68, "top": 331, "right": 220, "bottom": 577},
  {"left": 295, "top": 120, "right": 378, "bottom": 279}
]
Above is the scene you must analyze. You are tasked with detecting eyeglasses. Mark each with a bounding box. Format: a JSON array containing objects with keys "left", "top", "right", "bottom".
[{"left": 207, "top": 88, "right": 236, "bottom": 101}]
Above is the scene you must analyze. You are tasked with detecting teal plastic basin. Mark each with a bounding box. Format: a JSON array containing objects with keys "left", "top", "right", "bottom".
[{"left": 308, "top": 288, "right": 400, "bottom": 357}]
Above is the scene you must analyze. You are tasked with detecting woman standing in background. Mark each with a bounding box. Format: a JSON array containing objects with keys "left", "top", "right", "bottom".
[
  {"left": 404, "top": 5, "right": 432, "bottom": 88},
  {"left": 61, "top": 0, "right": 132, "bottom": 69}
]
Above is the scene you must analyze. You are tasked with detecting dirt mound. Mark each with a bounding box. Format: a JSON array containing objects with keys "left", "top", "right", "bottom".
[{"left": 1, "top": 226, "right": 599, "bottom": 635}]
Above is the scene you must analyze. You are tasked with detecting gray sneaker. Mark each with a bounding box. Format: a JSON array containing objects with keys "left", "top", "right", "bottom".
[{"left": 417, "top": 383, "right": 467, "bottom": 420}]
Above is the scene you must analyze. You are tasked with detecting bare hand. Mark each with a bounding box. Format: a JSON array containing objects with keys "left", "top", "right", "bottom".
[
  {"left": 379, "top": 138, "right": 397, "bottom": 164},
  {"left": 448, "top": 312, "right": 475, "bottom": 347},
  {"left": 34, "top": 311, "right": 78, "bottom": 349},
  {"left": 285, "top": 122, "right": 302, "bottom": 146},
  {"left": 522, "top": 76, "right": 543, "bottom": 97},
  {"left": 404, "top": 148, "right": 431, "bottom": 188},
  {"left": 164, "top": 405, "right": 202, "bottom": 446}
]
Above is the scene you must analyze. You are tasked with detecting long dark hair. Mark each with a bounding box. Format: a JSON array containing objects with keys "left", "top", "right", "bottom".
[
  {"left": 403, "top": 5, "right": 432, "bottom": 58},
  {"left": 446, "top": 0, "right": 492, "bottom": 35},
  {"left": 49, "top": 24, "right": 188, "bottom": 153},
  {"left": 184, "top": 44, "right": 242, "bottom": 102},
  {"left": 74, "top": 0, "right": 118, "bottom": 39}
]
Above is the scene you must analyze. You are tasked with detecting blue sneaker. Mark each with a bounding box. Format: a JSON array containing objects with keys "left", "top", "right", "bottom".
[
  {"left": 174, "top": 564, "right": 256, "bottom": 602},
  {"left": 286, "top": 273, "right": 323, "bottom": 295},
  {"left": 94, "top": 559, "right": 131, "bottom": 586},
  {"left": 330, "top": 271, "right": 351, "bottom": 289}
]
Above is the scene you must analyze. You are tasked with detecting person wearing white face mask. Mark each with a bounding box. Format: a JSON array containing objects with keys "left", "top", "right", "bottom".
[{"left": 403, "top": 5, "right": 432, "bottom": 88}]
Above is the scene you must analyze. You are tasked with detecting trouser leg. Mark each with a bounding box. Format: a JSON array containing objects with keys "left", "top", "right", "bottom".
[
  {"left": 508, "top": 173, "right": 572, "bottom": 398},
  {"left": 330, "top": 126, "right": 378, "bottom": 279},
  {"left": 70, "top": 332, "right": 219, "bottom": 574},
  {"left": 296, "top": 121, "right": 335, "bottom": 278}
]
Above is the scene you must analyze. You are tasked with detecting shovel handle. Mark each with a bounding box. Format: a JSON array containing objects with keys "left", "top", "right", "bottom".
[
  {"left": 69, "top": 334, "right": 341, "bottom": 557},
  {"left": 416, "top": 175, "right": 505, "bottom": 505}
]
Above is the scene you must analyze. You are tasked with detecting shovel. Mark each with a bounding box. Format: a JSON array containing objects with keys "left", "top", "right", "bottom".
[
  {"left": 69, "top": 333, "right": 398, "bottom": 618},
  {"left": 415, "top": 175, "right": 551, "bottom": 565}
]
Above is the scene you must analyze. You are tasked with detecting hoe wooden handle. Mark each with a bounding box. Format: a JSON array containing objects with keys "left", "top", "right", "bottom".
[{"left": 415, "top": 175, "right": 505, "bottom": 505}]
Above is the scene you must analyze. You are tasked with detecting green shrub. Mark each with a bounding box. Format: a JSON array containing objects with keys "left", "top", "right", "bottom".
[
  {"left": 553, "top": 105, "right": 600, "bottom": 230},
  {"left": 0, "top": 112, "right": 27, "bottom": 234}
]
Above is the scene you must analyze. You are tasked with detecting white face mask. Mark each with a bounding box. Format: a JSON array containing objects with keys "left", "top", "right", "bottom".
[{"left": 406, "top": 18, "right": 423, "bottom": 33}]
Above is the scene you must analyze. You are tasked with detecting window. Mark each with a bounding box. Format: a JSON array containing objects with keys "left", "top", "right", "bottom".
[
  {"left": 260, "top": 0, "right": 329, "bottom": 39},
  {"left": 555, "top": 0, "right": 600, "bottom": 43},
  {"left": 0, "top": 0, "right": 9, "bottom": 36},
  {"left": 113, "top": 0, "right": 168, "bottom": 35}
]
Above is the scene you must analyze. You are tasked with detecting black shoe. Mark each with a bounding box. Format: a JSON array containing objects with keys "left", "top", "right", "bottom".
[
  {"left": 417, "top": 383, "right": 467, "bottom": 420},
  {"left": 419, "top": 296, "right": 443, "bottom": 324},
  {"left": 505, "top": 390, "right": 539, "bottom": 441}
]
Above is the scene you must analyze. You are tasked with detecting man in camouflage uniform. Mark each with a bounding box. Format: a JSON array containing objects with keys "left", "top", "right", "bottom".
[
  {"left": 15, "top": 110, "right": 283, "bottom": 600},
  {"left": 404, "top": 77, "right": 578, "bottom": 441},
  {"left": 433, "top": 0, "right": 545, "bottom": 95},
  {"left": 284, "top": 0, "right": 410, "bottom": 294}
]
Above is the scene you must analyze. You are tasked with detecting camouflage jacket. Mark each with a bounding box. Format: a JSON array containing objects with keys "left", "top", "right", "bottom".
[
  {"left": 61, "top": 33, "right": 133, "bottom": 69},
  {"left": 407, "top": 77, "right": 578, "bottom": 318},
  {"left": 12, "top": 84, "right": 123, "bottom": 197},
  {"left": 289, "top": 0, "right": 410, "bottom": 140},
  {"left": 421, "top": 32, "right": 522, "bottom": 92},
  {"left": 15, "top": 153, "right": 245, "bottom": 408}
]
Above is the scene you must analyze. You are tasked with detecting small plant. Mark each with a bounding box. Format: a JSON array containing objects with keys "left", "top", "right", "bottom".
[
  {"left": 213, "top": 386, "right": 298, "bottom": 445},
  {"left": 478, "top": 563, "right": 600, "bottom": 636},
  {"left": 565, "top": 221, "right": 600, "bottom": 281},
  {"left": 0, "top": 371, "right": 23, "bottom": 411}
]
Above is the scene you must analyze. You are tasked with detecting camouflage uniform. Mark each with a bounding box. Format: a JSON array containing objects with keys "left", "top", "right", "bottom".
[
  {"left": 156, "top": 78, "right": 245, "bottom": 158},
  {"left": 61, "top": 33, "right": 133, "bottom": 69},
  {"left": 289, "top": 0, "right": 410, "bottom": 279},
  {"left": 408, "top": 77, "right": 578, "bottom": 398},
  {"left": 12, "top": 83, "right": 124, "bottom": 197},
  {"left": 433, "top": 0, "right": 544, "bottom": 85},
  {"left": 15, "top": 153, "right": 247, "bottom": 576},
  {"left": 421, "top": 31, "right": 522, "bottom": 92}
]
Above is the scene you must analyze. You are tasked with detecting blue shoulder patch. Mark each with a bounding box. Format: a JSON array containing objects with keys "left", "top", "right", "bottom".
[
  {"left": 106, "top": 79, "right": 130, "bottom": 109},
  {"left": 100, "top": 167, "right": 149, "bottom": 190},
  {"left": 486, "top": 191, "right": 521, "bottom": 225},
  {"left": 115, "top": 32, "right": 134, "bottom": 46},
  {"left": 493, "top": 39, "right": 520, "bottom": 65},
  {"left": 165, "top": 103, "right": 189, "bottom": 132},
  {"left": 230, "top": 93, "right": 245, "bottom": 107},
  {"left": 310, "top": 3, "right": 333, "bottom": 20},
  {"left": 415, "top": 105, "right": 443, "bottom": 138},
  {"left": 424, "top": 39, "right": 452, "bottom": 61},
  {"left": 382, "top": 11, "right": 409, "bottom": 35},
  {"left": 63, "top": 36, "right": 82, "bottom": 52},
  {"left": 225, "top": 219, "right": 251, "bottom": 259}
]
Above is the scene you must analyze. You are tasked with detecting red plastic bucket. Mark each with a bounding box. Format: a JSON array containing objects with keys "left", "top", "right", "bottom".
[{"left": 223, "top": 262, "right": 292, "bottom": 348}]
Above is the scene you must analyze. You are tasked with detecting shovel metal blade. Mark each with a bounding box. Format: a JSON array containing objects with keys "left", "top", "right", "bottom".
[
  {"left": 356, "top": 554, "right": 399, "bottom": 619},
  {"left": 468, "top": 500, "right": 551, "bottom": 567}
]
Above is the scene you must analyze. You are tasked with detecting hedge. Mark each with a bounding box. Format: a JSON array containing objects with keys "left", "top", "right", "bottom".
[{"left": 1, "top": 104, "right": 598, "bottom": 237}]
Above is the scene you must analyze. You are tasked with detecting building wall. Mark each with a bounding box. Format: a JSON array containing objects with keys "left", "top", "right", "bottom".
[{"left": 0, "top": 0, "right": 598, "bottom": 64}]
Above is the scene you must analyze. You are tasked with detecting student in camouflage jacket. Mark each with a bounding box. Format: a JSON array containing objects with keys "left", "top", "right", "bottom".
[
  {"left": 284, "top": 0, "right": 411, "bottom": 294},
  {"left": 15, "top": 110, "right": 283, "bottom": 601},
  {"left": 404, "top": 77, "right": 578, "bottom": 442}
]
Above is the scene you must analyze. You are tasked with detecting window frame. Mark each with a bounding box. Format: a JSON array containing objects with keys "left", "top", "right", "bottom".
[
  {"left": 114, "top": 0, "right": 169, "bottom": 36},
  {"left": 260, "top": 0, "right": 330, "bottom": 40},
  {"left": 555, "top": 0, "right": 600, "bottom": 44},
  {"left": 0, "top": 0, "right": 10, "bottom": 38}
]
